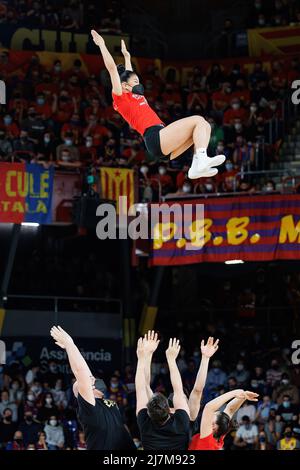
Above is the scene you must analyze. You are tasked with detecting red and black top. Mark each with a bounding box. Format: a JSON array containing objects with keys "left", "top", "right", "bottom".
[{"left": 112, "top": 92, "right": 163, "bottom": 136}]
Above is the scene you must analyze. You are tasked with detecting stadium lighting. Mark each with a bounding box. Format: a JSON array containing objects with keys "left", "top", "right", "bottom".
[
  {"left": 225, "top": 259, "right": 245, "bottom": 265},
  {"left": 21, "top": 222, "right": 40, "bottom": 227}
]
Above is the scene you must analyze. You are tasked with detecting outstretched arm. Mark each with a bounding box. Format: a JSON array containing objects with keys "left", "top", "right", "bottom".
[
  {"left": 91, "top": 30, "right": 122, "bottom": 96},
  {"left": 135, "top": 338, "right": 149, "bottom": 415},
  {"left": 50, "top": 326, "right": 95, "bottom": 405},
  {"left": 189, "top": 337, "right": 219, "bottom": 422},
  {"left": 224, "top": 391, "right": 258, "bottom": 419},
  {"left": 143, "top": 331, "right": 160, "bottom": 401},
  {"left": 121, "top": 39, "right": 133, "bottom": 72},
  {"left": 166, "top": 338, "right": 190, "bottom": 417},
  {"left": 200, "top": 390, "right": 259, "bottom": 438}
]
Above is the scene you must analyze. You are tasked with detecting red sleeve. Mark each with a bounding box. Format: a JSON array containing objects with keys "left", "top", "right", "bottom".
[{"left": 112, "top": 92, "right": 124, "bottom": 105}]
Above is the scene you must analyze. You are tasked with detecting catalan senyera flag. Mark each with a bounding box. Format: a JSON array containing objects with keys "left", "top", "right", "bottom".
[
  {"left": 100, "top": 167, "right": 135, "bottom": 213},
  {"left": 248, "top": 26, "right": 300, "bottom": 56}
]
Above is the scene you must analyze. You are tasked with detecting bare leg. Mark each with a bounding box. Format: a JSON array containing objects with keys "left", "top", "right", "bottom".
[
  {"left": 170, "top": 138, "right": 193, "bottom": 160},
  {"left": 159, "top": 115, "right": 225, "bottom": 179},
  {"left": 159, "top": 115, "right": 210, "bottom": 156}
]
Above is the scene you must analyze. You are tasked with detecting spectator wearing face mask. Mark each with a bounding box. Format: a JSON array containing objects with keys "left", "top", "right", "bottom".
[
  {"left": 32, "top": 93, "right": 52, "bottom": 120},
  {"left": 277, "top": 426, "right": 300, "bottom": 450},
  {"left": 257, "top": 430, "right": 271, "bottom": 450},
  {"left": 266, "top": 359, "right": 283, "bottom": 387},
  {"left": 0, "top": 114, "right": 20, "bottom": 139},
  {"left": 24, "top": 391, "right": 39, "bottom": 419},
  {"left": 208, "top": 119, "right": 224, "bottom": 152},
  {"left": 61, "top": 113, "right": 83, "bottom": 145},
  {"left": 0, "top": 408, "right": 17, "bottom": 449},
  {"left": 223, "top": 99, "right": 248, "bottom": 126},
  {"left": 263, "top": 180, "right": 276, "bottom": 193},
  {"left": 37, "top": 393, "right": 59, "bottom": 422},
  {"left": 206, "top": 360, "right": 228, "bottom": 399},
  {"left": 176, "top": 181, "right": 193, "bottom": 196},
  {"left": 233, "top": 138, "right": 255, "bottom": 169},
  {"left": 56, "top": 132, "right": 80, "bottom": 162},
  {"left": 25, "top": 365, "right": 41, "bottom": 386},
  {"left": 151, "top": 165, "right": 174, "bottom": 196},
  {"left": 277, "top": 395, "right": 299, "bottom": 422},
  {"left": 19, "top": 411, "right": 42, "bottom": 447},
  {"left": 194, "top": 177, "right": 216, "bottom": 195},
  {"left": 255, "top": 395, "right": 277, "bottom": 423},
  {"left": 218, "top": 160, "right": 239, "bottom": 192},
  {"left": 107, "top": 376, "right": 128, "bottom": 408},
  {"left": 233, "top": 415, "right": 259, "bottom": 449},
  {"left": 12, "top": 130, "right": 35, "bottom": 157},
  {"left": 79, "top": 136, "right": 98, "bottom": 163},
  {"left": 230, "top": 360, "right": 250, "bottom": 388},
  {"left": 52, "top": 92, "right": 75, "bottom": 124},
  {"left": 6, "top": 430, "right": 25, "bottom": 451},
  {"left": 21, "top": 107, "right": 47, "bottom": 143},
  {"left": 0, "top": 390, "right": 18, "bottom": 423},
  {"left": 211, "top": 81, "right": 233, "bottom": 115},
  {"left": 36, "top": 131, "right": 58, "bottom": 161},
  {"left": 44, "top": 415, "right": 65, "bottom": 450},
  {"left": 231, "top": 79, "right": 251, "bottom": 106},
  {"left": 121, "top": 140, "right": 146, "bottom": 165},
  {"left": 272, "top": 374, "right": 299, "bottom": 405},
  {"left": 9, "top": 380, "right": 24, "bottom": 407},
  {"left": 51, "top": 379, "right": 68, "bottom": 410},
  {"left": 215, "top": 140, "right": 231, "bottom": 159}
]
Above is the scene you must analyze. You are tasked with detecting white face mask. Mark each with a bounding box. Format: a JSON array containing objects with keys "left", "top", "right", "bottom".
[
  {"left": 182, "top": 185, "right": 191, "bottom": 193},
  {"left": 217, "top": 145, "right": 224, "bottom": 152},
  {"left": 86, "top": 140, "right": 93, "bottom": 147},
  {"left": 235, "top": 123, "right": 242, "bottom": 131},
  {"left": 158, "top": 168, "right": 166, "bottom": 175},
  {"left": 205, "top": 184, "right": 213, "bottom": 191},
  {"left": 49, "top": 420, "right": 57, "bottom": 426},
  {"left": 46, "top": 397, "right": 52, "bottom": 405},
  {"left": 250, "top": 106, "right": 257, "bottom": 113},
  {"left": 27, "top": 394, "right": 35, "bottom": 402},
  {"left": 232, "top": 103, "right": 240, "bottom": 110},
  {"left": 140, "top": 166, "right": 148, "bottom": 174}
]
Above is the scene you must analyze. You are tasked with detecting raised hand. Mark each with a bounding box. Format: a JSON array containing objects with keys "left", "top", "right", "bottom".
[
  {"left": 201, "top": 337, "right": 219, "bottom": 358},
  {"left": 143, "top": 330, "right": 160, "bottom": 355},
  {"left": 121, "top": 39, "right": 130, "bottom": 57},
  {"left": 136, "top": 337, "right": 145, "bottom": 359},
  {"left": 91, "top": 30, "right": 105, "bottom": 47},
  {"left": 50, "top": 326, "right": 74, "bottom": 350},
  {"left": 236, "top": 390, "right": 259, "bottom": 401},
  {"left": 166, "top": 338, "right": 181, "bottom": 361}
]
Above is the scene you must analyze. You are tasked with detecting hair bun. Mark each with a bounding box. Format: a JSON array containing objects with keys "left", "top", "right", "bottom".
[{"left": 117, "top": 64, "right": 126, "bottom": 75}]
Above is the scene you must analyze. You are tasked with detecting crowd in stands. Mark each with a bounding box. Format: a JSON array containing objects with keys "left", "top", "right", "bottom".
[
  {"left": 0, "top": 0, "right": 122, "bottom": 33},
  {"left": 1, "top": 49, "right": 297, "bottom": 200},
  {"left": 0, "top": 317, "right": 299, "bottom": 450},
  {"left": 247, "top": 0, "right": 300, "bottom": 28}
]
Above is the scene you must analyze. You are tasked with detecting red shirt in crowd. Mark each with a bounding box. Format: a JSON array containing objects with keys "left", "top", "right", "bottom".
[
  {"left": 189, "top": 433, "right": 224, "bottom": 451},
  {"left": 112, "top": 92, "right": 163, "bottom": 136},
  {"left": 223, "top": 107, "right": 248, "bottom": 125}
]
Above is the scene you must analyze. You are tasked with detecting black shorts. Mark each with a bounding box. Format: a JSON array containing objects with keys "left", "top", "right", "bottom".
[{"left": 143, "top": 124, "right": 170, "bottom": 162}]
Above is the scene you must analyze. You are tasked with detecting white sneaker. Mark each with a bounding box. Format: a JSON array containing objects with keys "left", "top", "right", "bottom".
[{"left": 188, "top": 167, "right": 218, "bottom": 180}]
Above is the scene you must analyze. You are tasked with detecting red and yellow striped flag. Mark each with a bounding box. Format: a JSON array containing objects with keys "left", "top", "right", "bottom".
[
  {"left": 248, "top": 26, "right": 300, "bottom": 56},
  {"left": 100, "top": 167, "right": 135, "bottom": 213}
]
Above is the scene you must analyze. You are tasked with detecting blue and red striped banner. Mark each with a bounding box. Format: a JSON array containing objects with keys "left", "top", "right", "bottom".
[
  {"left": 0, "top": 163, "right": 54, "bottom": 224},
  {"left": 150, "top": 194, "right": 300, "bottom": 266}
]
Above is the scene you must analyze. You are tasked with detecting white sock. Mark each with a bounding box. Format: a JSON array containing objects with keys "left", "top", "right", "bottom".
[{"left": 195, "top": 148, "right": 208, "bottom": 157}]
